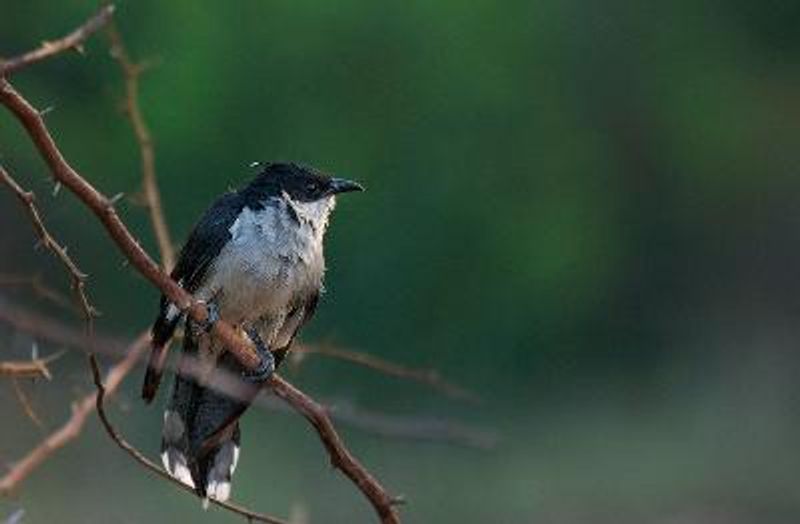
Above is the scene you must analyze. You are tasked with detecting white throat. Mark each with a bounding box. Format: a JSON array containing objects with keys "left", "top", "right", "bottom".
[{"left": 283, "top": 191, "right": 336, "bottom": 237}]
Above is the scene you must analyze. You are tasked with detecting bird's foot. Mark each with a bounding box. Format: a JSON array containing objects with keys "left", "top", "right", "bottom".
[
  {"left": 196, "top": 302, "right": 220, "bottom": 333},
  {"left": 242, "top": 328, "right": 275, "bottom": 383}
]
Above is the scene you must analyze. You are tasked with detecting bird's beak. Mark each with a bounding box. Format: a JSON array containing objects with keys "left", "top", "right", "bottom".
[{"left": 328, "top": 177, "right": 365, "bottom": 195}]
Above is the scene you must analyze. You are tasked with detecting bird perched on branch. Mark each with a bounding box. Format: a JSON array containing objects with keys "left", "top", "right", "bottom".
[{"left": 141, "top": 162, "right": 363, "bottom": 503}]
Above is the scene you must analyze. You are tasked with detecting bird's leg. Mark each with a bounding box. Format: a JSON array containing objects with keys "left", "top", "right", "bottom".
[{"left": 241, "top": 327, "right": 275, "bottom": 383}]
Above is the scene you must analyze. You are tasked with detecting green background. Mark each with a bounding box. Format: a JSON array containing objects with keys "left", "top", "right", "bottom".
[{"left": 2, "top": 1, "right": 800, "bottom": 522}]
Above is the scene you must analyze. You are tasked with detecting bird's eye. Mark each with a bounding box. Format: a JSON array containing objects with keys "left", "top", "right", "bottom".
[{"left": 306, "top": 182, "right": 318, "bottom": 192}]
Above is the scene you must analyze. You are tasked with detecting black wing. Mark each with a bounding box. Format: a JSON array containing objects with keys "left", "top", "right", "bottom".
[
  {"left": 171, "top": 191, "right": 250, "bottom": 294},
  {"left": 142, "top": 191, "right": 248, "bottom": 402}
]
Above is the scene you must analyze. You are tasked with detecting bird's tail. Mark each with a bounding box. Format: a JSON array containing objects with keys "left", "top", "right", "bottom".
[
  {"left": 160, "top": 327, "right": 260, "bottom": 502},
  {"left": 142, "top": 340, "right": 170, "bottom": 404},
  {"left": 142, "top": 298, "right": 183, "bottom": 403}
]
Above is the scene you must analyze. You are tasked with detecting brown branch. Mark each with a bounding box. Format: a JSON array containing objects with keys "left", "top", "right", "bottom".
[
  {"left": 257, "top": 396, "right": 498, "bottom": 450},
  {"left": 0, "top": 5, "right": 115, "bottom": 76},
  {"left": 0, "top": 332, "right": 147, "bottom": 495},
  {"left": 0, "top": 166, "right": 97, "bottom": 330},
  {"left": 0, "top": 352, "right": 62, "bottom": 380},
  {"left": 11, "top": 378, "right": 46, "bottom": 430},
  {"left": 295, "top": 343, "right": 480, "bottom": 403},
  {"left": 0, "top": 299, "right": 496, "bottom": 449},
  {"left": 88, "top": 354, "right": 286, "bottom": 524},
  {"left": 270, "top": 378, "right": 403, "bottom": 519},
  {"left": 0, "top": 70, "right": 399, "bottom": 524},
  {"left": 106, "top": 24, "right": 175, "bottom": 271},
  {"left": 1, "top": 335, "right": 277, "bottom": 523},
  {"left": 0, "top": 77, "right": 260, "bottom": 368}
]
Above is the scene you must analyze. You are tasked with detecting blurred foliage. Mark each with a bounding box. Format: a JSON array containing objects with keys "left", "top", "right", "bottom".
[{"left": 1, "top": 1, "right": 800, "bottom": 522}]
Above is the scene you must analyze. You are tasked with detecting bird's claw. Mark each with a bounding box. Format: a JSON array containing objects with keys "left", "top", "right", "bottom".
[
  {"left": 242, "top": 328, "right": 275, "bottom": 383},
  {"left": 197, "top": 302, "right": 219, "bottom": 333}
]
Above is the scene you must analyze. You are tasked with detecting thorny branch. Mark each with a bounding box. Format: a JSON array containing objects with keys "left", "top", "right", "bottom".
[
  {"left": 0, "top": 351, "right": 62, "bottom": 380},
  {"left": 0, "top": 7, "right": 401, "bottom": 523},
  {"left": 269, "top": 379, "right": 406, "bottom": 517},
  {"left": 0, "top": 5, "right": 115, "bottom": 77},
  {"left": 0, "top": 76, "right": 263, "bottom": 368},
  {"left": 88, "top": 352, "right": 287, "bottom": 524},
  {"left": 11, "top": 377, "right": 46, "bottom": 430},
  {"left": 106, "top": 24, "right": 175, "bottom": 271},
  {"left": 0, "top": 332, "right": 148, "bottom": 496},
  {"left": 2, "top": 16, "right": 275, "bottom": 516},
  {"left": 0, "top": 72, "right": 403, "bottom": 524},
  {"left": 0, "top": 299, "right": 497, "bottom": 449},
  {"left": 0, "top": 166, "right": 97, "bottom": 330},
  {"left": 295, "top": 343, "right": 480, "bottom": 403}
]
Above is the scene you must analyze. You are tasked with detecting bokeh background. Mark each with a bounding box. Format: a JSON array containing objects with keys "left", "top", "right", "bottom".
[{"left": 2, "top": 1, "right": 800, "bottom": 523}]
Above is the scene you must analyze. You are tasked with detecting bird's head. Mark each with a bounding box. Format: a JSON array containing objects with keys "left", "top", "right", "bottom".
[
  {"left": 250, "top": 162, "right": 364, "bottom": 202},
  {"left": 248, "top": 162, "right": 363, "bottom": 232}
]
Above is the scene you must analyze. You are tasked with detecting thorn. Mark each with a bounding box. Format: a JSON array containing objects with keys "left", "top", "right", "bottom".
[
  {"left": 31, "top": 341, "right": 39, "bottom": 361},
  {"left": 73, "top": 43, "right": 85, "bottom": 55},
  {"left": 109, "top": 192, "right": 125, "bottom": 205},
  {"left": 390, "top": 495, "right": 407, "bottom": 506},
  {"left": 52, "top": 181, "right": 62, "bottom": 197},
  {"left": 39, "top": 105, "right": 55, "bottom": 117},
  {"left": 41, "top": 349, "right": 67, "bottom": 365},
  {"left": 249, "top": 161, "right": 262, "bottom": 168}
]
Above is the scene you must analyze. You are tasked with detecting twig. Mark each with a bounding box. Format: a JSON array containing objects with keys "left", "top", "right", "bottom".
[
  {"left": 106, "top": 24, "right": 175, "bottom": 271},
  {"left": 295, "top": 343, "right": 480, "bottom": 403},
  {"left": 0, "top": 79, "right": 400, "bottom": 522},
  {"left": 270, "top": 377, "right": 404, "bottom": 519},
  {"left": 88, "top": 354, "right": 286, "bottom": 524},
  {"left": 0, "top": 298, "right": 496, "bottom": 449},
  {"left": 0, "top": 78, "right": 260, "bottom": 367},
  {"left": 0, "top": 332, "right": 147, "bottom": 495},
  {"left": 4, "top": 343, "right": 279, "bottom": 524},
  {"left": 11, "top": 378, "right": 46, "bottom": 430},
  {"left": 0, "top": 273, "right": 72, "bottom": 312},
  {"left": 0, "top": 298, "right": 123, "bottom": 357},
  {"left": 0, "top": 5, "right": 116, "bottom": 76},
  {"left": 0, "top": 351, "right": 62, "bottom": 379},
  {"left": 0, "top": 165, "right": 97, "bottom": 330},
  {"left": 257, "top": 396, "right": 498, "bottom": 450}
]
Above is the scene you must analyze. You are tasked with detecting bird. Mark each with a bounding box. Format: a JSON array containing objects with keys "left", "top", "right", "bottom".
[{"left": 140, "top": 162, "right": 363, "bottom": 503}]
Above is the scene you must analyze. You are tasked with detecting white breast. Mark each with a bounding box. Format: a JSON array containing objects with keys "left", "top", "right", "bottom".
[{"left": 200, "top": 197, "right": 331, "bottom": 327}]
